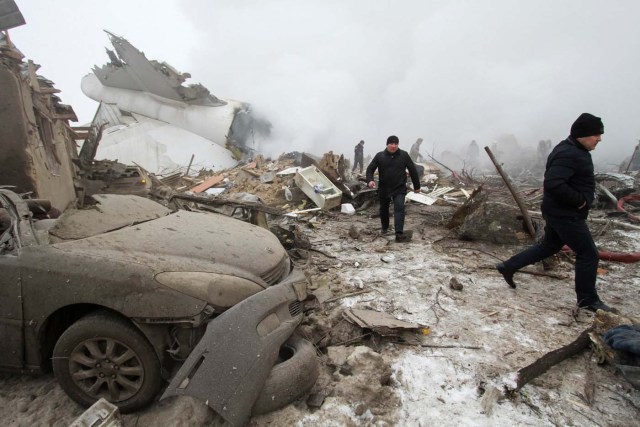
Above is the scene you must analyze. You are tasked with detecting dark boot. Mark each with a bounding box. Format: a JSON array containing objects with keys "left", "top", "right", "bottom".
[
  {"left": 496, "top": 262, "right": 516, "bottom": 289},
  {"left": 579, "top": 300, "right": 618, "bottom": 314},
  {"left": 395, "top": 230, "right": 413, "bottom": 243}
]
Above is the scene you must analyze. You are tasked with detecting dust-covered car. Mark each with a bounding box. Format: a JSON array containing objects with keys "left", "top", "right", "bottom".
[{"left": 0, "top": 189, "right": 317, "bottom": 417}]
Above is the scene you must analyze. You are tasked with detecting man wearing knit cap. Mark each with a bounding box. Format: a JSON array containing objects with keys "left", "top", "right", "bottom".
[
  {"left": 366, "top": 135, "right": 421, "bottom": 242},
  {"left": 496, "top": 113, "right": 616, "bottom": 313}
]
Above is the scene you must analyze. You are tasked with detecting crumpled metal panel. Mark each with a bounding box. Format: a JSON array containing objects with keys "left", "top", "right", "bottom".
[
  {"left": 92, "top": 31, "right": 225, "bottom": 107},
  {"left": 161, "top": 269, "right": 307, "bottom": 427},
  {"left": 0, "top": 0, "right": 25, "bottom": 32}
]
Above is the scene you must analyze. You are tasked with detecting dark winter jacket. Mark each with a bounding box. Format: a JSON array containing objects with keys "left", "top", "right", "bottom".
[
  {"left": 366, "top": 148, "right": 420, "bottom": 197},
  {"left": 541, "top": 136, "right": 595, "bottom": 219},
  {"left": 354, "top": 143, "right": 364, "bottom": 159}
]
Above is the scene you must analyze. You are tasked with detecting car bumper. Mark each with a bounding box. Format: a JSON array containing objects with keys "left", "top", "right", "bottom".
[{"left": 161, "top": 267, "right": 308, "bottom": 426}]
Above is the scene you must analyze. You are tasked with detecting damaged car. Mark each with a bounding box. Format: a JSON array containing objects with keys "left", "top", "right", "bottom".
[{"left": 0, "top": 188, "right": 317, "bottom": 420}]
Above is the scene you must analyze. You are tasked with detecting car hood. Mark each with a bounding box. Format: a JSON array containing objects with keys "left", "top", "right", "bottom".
[{"left": 51, "top": 210, "right": 289, "bottom": 285}]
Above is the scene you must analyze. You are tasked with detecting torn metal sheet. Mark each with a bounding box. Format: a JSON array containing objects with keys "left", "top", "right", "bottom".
[
  {"left": 406, "top": 192, "right": 437, "bottom": 205},
  {"left": 406, "top": 187, "right": 455, "bottom": 205},
  {"left": 161, "top": 271, "right": 307, "bottom": 426},
  {"left": 277, "top": 167, "right": 302, "bottom": 176},
  {"left": 343, "top": 308, "right": 427, "bottom": 336},
  {"left": 93, "top": 31, "right": 223, "bottom": 107}
]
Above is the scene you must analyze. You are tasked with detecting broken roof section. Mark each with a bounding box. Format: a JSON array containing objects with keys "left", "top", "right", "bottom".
[
  {"left": 0, "top": 0, "right": 25, "bottom": 32},
  {"left": 81, "top": 31, "right": 272, "bottom": 176}
]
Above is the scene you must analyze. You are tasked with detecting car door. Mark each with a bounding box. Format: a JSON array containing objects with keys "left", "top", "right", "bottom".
[{"left": 0, "top": 193, "right": 24, "bottom": 369}]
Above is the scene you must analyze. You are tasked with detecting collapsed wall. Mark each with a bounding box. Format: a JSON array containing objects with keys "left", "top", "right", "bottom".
[{"left": 0, "top": 34, "right": 79, "bottom": 210}]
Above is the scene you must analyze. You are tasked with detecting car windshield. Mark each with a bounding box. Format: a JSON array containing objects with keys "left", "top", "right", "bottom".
[{"left": 49, "top": 194, "right": 171, "bottom": 240}]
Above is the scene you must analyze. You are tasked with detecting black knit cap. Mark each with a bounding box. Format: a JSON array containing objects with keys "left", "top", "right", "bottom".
[
  {"left": 387, "top": 135, "right": 399, "bottom": 145},
  {"left": 570, "top": 113, "right": 604, "bottom": 138}
]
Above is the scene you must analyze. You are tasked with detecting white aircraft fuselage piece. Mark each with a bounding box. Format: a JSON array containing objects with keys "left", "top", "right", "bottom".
[{"left": 81, "top": 31, "right": 270, "bottom": 175}]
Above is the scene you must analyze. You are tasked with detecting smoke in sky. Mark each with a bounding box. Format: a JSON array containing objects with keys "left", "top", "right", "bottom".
[{"left": 10, "top": 0, "right": 640, "bottom": 169}]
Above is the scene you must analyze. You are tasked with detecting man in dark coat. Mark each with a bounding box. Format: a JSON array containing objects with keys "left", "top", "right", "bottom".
[
  {"left": 366, "top": 135, "right": 421, "bottom": 242},
  {"left": 496, "top": 113, "right": 615, "bottom": 312},
  {"left": 352, "top": 140, "right": 365, "bottom": 174}
]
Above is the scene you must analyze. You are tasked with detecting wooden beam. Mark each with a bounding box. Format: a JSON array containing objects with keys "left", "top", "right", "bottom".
[
  {"left": 27, "top": 60, "right": 41, "bottom": 92},
  {"left": 507, "top": 328, "right": 592, "bottom": 392},
  {"left": 38, "top": 87, "right": 61, "bottom": 94},
  {"left": 484, "top": 145, "right": 536, "bottom": 237}
]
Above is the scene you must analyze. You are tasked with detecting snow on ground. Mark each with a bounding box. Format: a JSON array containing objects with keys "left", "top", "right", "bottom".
[
  {"left": 255, "top": 202, "right": 640, "bottom": 426},
  {"left": 0, "top": 201, "right": 638, "bottom": 426}
]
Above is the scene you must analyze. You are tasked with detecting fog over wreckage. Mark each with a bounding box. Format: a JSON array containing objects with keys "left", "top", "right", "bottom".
[{"left": 10, "top": 0, "right": 640, "bottom": 168}]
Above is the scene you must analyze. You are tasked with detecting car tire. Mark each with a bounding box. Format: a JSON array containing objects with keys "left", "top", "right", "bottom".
[
  {"left": 52, "top": 311, "right": 162, "bottom": 413},
  {"left": 252, "top": 336, "right": 320, "bottom": 415}
]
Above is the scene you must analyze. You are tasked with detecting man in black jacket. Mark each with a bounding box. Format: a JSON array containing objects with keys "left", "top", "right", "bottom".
[
  {"left": 496, "top": 113, "right": 615, "bottom": 313},
  {"left": 366, "top": 135, "right": 421, "bottom": 242}
]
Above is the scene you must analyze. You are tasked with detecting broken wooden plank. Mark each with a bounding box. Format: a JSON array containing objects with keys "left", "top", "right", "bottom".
[
  {"left": 284, "top": 207, "right": 322, "bottom": 218},
  {"left": 190, "top": 174, "right": 224, "bottom": 193},
  {"left": 171, "top": 192, "right": 283, "bottom": 215},
  {"left": 323, "top": 289, "right": 370, "bottom": 303},
  {"left": 343, "top": 308, "right": 427, "bottom": 336},
  {"left": 27, "top": 60, "right": 41, "bottom": 92},
  {"left": 480, "top": 265, "right": 566, "bottom": 280},
  {"left": 507, "top": 327, "right": 592, "bottom": 392}
]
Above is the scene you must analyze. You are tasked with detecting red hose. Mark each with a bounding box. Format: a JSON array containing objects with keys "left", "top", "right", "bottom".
[
  {"left": 561, "top": 246, "right": 640, "bottom": 263},
  {"left": 598, "top": 250, "right": 640, "bottom": 263},
  {"left": 617, "top": 194, "right": 640, "bottom": 223}
]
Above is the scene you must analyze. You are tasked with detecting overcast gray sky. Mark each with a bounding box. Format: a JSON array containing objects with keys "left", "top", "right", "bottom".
[{"left": 10, "top": 0, "right": 640, "bottom": 168}]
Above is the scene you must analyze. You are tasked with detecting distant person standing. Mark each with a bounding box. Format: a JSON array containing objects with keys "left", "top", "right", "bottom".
[
  {"left": 496, "top": 113, "right": 615, "bottom": 313},
  {"left": 466, "top": 140, "right": 479, "bottom": 168},
  {"left": 366, "top": 135, "right": 421, "bottom": 242},
  {"left": 409, "top": 138, "right": 424, "bottom": 162},
  {"left": 352, "top": 140, "right": 365, "bottom": 174},
  {"left": 536, "top": 139, "right": 552, "bottom": 171}
]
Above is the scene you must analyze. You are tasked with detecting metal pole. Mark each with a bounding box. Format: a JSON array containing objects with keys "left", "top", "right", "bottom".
[
  {"left": 484, "top": 146, "right": 536, "bottom": 237},
  {"left": 624, "top": 141, "right": 639, "bottom": 173},
  {"left": 185, "top": 154, "right": 195, "bottom": 176}
]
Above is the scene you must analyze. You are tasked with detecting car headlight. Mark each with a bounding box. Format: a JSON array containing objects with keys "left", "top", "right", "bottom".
[{"left": 155, "top": 272, "right": 265, "bottom": 309}]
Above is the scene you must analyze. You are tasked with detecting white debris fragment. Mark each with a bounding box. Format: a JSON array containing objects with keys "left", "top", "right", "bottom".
[{"left": 341, "top": 203, "right": 356, "bottom": 215}]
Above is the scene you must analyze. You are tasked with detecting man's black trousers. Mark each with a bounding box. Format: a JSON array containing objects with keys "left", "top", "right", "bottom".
[
  {"left": 502, "top": 215, "right": 600, "bottom": 306},
  {"left": 379, "top": 193, "right": 406, "bottom": 234}
]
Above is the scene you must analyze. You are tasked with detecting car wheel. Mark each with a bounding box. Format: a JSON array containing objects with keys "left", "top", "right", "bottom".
[
  {"left": 252, "top": 336, "right": 320, "bottom": 415},
  {"left": 52, "top": 311, "right": 162, "bottom": 413}
]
